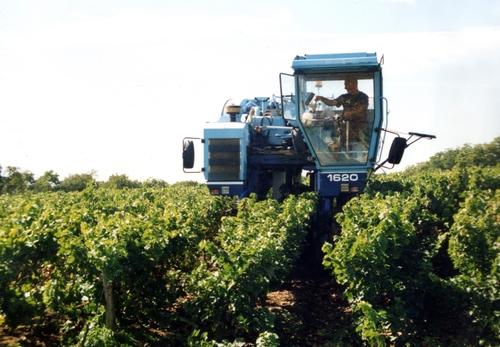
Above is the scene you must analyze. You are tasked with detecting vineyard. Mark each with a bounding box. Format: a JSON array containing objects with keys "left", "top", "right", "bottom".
[{"left": 0, "top": 138, "right": 499, "bottom": 346}]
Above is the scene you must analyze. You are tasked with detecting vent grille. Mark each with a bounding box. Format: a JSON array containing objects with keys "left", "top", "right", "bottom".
[{"left": 208, "top": 138, "right": 240, "bottom": 181}]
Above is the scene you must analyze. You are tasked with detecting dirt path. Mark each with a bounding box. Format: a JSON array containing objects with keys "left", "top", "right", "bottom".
[
  {"left": 0, "top": 323, "right": 60, "bottom": 346},
  {"left": 265, "top": 252, "right": 359, "bottom": 346}
]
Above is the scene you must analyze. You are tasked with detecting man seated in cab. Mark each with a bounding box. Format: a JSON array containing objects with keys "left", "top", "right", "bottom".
[{"left": 315, "top": 77, "right": 369, "bottom": 154}]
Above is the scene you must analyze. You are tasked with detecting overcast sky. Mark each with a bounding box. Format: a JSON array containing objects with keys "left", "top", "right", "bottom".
[{"left": 1, "top": 0, "right": 499, "bottom": 182}]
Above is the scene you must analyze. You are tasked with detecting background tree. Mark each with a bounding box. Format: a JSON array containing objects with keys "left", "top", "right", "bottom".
[
  {"left": 104, "top": 174, "right": 140, "bottom": 189},
  {"left": 142, "top": 178, "right": 169, "bottom": 188},
  {"left": 59, "top": 173, "right": 96, "bottom": 192},
  {"left": 33, "top": 170, "right": 61, "bottom": 193},
  {"left": 1, "top": 166, "right": 34, "bottom": 194},
  {"left": 0, "top": 165, "right": 4, "bottom": 193},
  {"left": 405, "top": 137, "right": 500, "bottom": 173}
]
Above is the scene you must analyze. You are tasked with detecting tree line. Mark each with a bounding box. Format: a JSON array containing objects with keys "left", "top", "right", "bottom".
[
  {"left": 3, "top": 136, "right": 497, "bottom": 195},
  {"left": 0, "top": 167, "right": 170, "bottom": 195},
  {"left": 405, "top": 136, "right": 499, "bottom": 173}
]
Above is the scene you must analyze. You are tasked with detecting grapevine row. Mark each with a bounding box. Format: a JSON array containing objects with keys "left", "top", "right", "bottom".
[
  {"left": 0, "top": 184, "right": 316, "bottom": 345},
  {"left": 323, "top": 166, "right": 499, "bottom": 346}
]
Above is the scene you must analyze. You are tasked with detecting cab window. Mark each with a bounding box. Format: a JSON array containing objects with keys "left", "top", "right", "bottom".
[{"left": 298, "top": 72, "right": 375, "bottom": 166}]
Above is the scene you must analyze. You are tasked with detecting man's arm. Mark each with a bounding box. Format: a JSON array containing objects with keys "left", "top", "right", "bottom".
[{"left": 315, "top": 95, "right": 338, "bottom": 107}]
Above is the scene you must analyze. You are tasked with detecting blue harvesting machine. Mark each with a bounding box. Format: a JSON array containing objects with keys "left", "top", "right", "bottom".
[{"left": 183, "top": 52, "right": 434, "bottom": 224}]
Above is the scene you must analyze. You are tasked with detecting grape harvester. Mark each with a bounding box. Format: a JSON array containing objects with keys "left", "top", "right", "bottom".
[{"left": 183, "top": 52, "right": 435, "bottom": 226}]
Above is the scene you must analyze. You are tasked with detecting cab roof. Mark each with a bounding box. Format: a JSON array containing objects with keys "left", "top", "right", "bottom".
[{"left": 292, "top": 52, "right": 380, "bottom": 73}]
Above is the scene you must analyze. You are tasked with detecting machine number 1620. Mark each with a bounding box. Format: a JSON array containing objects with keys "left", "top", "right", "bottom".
[{"left": 326, "top": 173, "right": 359, "bottom": 182}]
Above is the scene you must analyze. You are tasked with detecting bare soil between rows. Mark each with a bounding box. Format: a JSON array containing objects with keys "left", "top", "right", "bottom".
[{"left": 265, "top": 257, "right": 359, "bottom": 347}]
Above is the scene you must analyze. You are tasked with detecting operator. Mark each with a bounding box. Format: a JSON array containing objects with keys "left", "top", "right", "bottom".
[{"left": 314, "top": 78, "right": 369, "bottom": 150}]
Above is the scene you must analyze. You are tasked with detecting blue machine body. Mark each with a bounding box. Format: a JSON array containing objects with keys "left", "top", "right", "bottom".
[
  {"left": 199, "top": 52, "right": 385, "bottom": 213},
  {"left": 203, "top": 122, "right": 249, "bottom": 196}
]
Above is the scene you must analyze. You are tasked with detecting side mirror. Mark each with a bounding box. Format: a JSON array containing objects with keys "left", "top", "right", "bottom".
[
  {"left": 387, "top": 137, "right": 407, "bottom": 164},
  {"left": 183, "top": 140, "right": 195, "bottom": 169},
  {"left": 375, "top": 131, "right": 435, "bottom": 172}
]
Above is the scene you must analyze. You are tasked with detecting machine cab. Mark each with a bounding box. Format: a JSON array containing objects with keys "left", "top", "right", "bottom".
[
  {"left": 285, "top": 53, "right": 383, "bottom": 171},
  {"left": 279, "top": 53, "right": 384, "bottom": 197}
]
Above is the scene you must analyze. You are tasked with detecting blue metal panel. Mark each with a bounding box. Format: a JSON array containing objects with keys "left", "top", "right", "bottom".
[
  {"left": 316, "top": 171, "right": 368, "bottom": 197},
  {"left": 203, "top": 122, "right": 249, "bottom": 182},
  {"left": 292, "top": 52, "right": 379, "bottom": 72}
]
